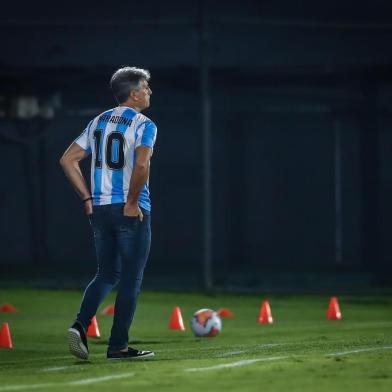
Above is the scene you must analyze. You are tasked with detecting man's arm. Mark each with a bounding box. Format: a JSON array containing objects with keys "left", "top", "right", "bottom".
[
  {"left": 124, "top": 146, "right": 152, "bottom": 221},
  {"left": 59, "top": 142, "right": 92, "bottom": 215}
]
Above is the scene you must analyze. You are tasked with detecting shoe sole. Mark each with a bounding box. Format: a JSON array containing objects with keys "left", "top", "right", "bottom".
[
  {"left": 107, "top": 352, "right": 155, "bottom": 361},
  {"left": 68, "top": 328, "right": 89, "bottom": 360}
]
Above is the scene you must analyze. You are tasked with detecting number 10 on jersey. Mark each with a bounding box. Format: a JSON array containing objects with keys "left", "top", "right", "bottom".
[{"left": 93, "top": 130, "right": 125, "bottom": 170}]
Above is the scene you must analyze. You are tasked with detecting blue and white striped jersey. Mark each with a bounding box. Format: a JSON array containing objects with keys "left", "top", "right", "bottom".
[{"left": 75, "top": 106, "right": 157, "bottom": 210}]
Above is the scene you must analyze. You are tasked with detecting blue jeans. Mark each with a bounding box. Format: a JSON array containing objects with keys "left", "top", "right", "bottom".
[{"left": 76, "top": 203, "right": 151, "bottom": 351}]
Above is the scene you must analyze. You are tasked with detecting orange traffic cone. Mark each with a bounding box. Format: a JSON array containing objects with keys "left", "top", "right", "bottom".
[
  {"left": 326, "top": 297, "right": 342, "bottom": 320},
  {"left": 0, "top": 323, "right": 13, "bottom": 349},
  {"left": 169, "top": 306, "right": 185, "bottom": 330},
  {"left": 101, "top": 305, "right": 115, "bottom": 315},
  {"left": 86, "top": 316, "right": 101, "bottom": 338},
  {"left": 0, "top": 303, "right": 17, "bottom": 313},
  {"left": 217, "top": 308, "right": 235, "bottom": 318},
  {"left": 257, "top": 300, "right": 273, "bottom": 324}
]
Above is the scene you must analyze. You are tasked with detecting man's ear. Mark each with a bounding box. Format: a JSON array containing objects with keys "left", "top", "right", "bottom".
[{"left": 130, "top": 90, "right": 139, "bottom": 101}]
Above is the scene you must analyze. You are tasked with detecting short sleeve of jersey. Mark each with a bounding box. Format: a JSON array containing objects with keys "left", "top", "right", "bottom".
[
  {"left": 135, "top": 120, "right": 157, "bottom": 149},
  {"left": 74, "top": 120, "right": 93, "bottom": 154}
]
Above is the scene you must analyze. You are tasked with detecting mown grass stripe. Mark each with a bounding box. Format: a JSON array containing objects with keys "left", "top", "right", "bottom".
[
  {"left": 218, "top": 343, "right": 284, "bottom": 357},
  {"left": 0, "top": 373, "right": 135, "bottom": 391}
]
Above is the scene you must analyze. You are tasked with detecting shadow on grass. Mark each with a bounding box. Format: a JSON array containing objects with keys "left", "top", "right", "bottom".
[
  {"left": 71, "top": 360, "right": 94, "bottom": 366},
  {"left": 91, "top": 339, "right": 197, "bottom": 345}
]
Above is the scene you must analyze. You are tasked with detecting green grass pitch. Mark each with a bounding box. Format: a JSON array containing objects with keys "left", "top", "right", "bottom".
[{"left": 0, "top": 289, "right": 392, "bottom": 391}]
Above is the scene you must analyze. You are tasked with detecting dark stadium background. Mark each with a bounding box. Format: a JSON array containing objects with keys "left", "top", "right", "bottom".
[{"left": 0, "top": 0, "right": 392, "bottom": 292}]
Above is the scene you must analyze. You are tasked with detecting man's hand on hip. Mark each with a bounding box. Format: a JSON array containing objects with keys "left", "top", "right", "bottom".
[
  {"left": 124, "top": 202, "right": 143, "bottom": 222},
  {"left": 84, "top": 199, "right": 93, "bottom": 215}
]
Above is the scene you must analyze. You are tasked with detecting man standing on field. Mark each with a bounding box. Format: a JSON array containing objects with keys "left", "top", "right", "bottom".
[{"left": 60, "top": 66, "right": 157, "bottom": 360}]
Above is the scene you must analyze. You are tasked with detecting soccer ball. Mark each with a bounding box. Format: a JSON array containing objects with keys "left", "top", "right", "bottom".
[{"left": 191, "top": 309, "right": 222, "bottom": 337}]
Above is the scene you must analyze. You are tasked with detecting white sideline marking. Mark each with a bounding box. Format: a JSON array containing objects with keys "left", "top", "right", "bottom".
[
  {"left": 219, "top": 350, "right": 247, "bottom": 356},
  {"left": 42, "top": 366, "right": 70, "bottom": 372},
  {"left": 326, "top": 346, "right": 392, "bottom": 357},
  {"left": 0, "top": 373, "right": 135, "bottom": 391},
  {"left": 185, "top": 344, "right": 392, "bottom": 372},
  {"left": 185, "top": 356, "right": 289, "bottom": 372},
  {"left": 68, "top": 373, "right": 134, "bottom": 386}
]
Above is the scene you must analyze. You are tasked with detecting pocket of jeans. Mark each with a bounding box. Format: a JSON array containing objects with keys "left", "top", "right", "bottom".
[
  {"left": 123, "top": 215, "right": 138, "bottom": 220},
  {"left": 121, "top": 215, "right": 139, "bottom": 232},
  {"left": 123, "top": 215, "right": 139, "bottom": 226}
]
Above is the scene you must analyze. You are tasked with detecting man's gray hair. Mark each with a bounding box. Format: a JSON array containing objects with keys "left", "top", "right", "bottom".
[{"left": 110, "top": 66, "right": 151, "bottom": 104}]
